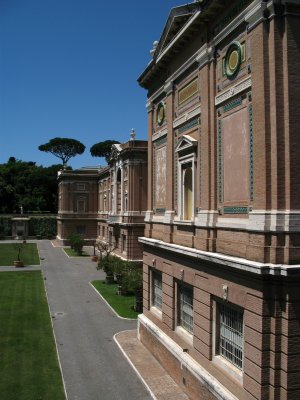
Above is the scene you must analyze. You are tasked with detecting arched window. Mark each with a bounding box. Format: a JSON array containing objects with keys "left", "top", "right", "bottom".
[{"left": 116, "top": 168, "right": 122, "bottom": 213}]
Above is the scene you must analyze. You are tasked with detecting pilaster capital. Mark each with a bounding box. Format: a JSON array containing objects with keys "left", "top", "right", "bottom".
[
  {"left": 196, "top": 44, "right": 215, "bottom": 68},
  {"left": 164, "top": 81, "right": 174, "bottom": 96},
  {"left": 146, "top": 100, "right": 153, "bottom": 113},
  {"left": 245, "top": 1, "right": 267, "bottom": 31}
]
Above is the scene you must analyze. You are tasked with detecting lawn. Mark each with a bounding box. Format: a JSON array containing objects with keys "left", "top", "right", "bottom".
[
  {"left": 91, "top": 280, "right": 139, "bottom": 319},
  {"left": 0, "top": 271, "right": 66, "bottom": 400},
  {"left": 0, "top": 243, "right": 40, "bottom": 266},
  {"left": 63, "top": 247, "right": 89, "bottom": 257}
]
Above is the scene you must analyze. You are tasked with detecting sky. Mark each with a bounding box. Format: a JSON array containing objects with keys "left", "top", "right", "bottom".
[{"left": 0, "top": 0, "right": 187, "bottom": 169}]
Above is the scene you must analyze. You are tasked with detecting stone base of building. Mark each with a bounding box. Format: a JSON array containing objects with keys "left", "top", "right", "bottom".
[{"left": 138, "top": 314, "right": 237, "bottom": 400}]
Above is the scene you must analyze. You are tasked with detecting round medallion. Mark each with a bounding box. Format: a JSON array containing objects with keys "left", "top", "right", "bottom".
[
  {"left": 157, "top": 102, "right": 165, "bottom": 126},
  {"left": 225, "top": 42, "right": 242, "bottom": 79}
]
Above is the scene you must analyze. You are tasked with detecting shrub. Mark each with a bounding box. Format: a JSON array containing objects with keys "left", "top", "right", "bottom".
[{"left": 68, "top": 233, "right": 84, "bottom": 255}]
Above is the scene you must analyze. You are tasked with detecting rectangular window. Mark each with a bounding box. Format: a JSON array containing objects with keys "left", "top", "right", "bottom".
[
  {"left": 152, "top": 270, "right": 162, "bottom": 310},
  {"left": 217, "top": 302, "right": 243, "bottom": 370},
  {"left": 178, "top": 284, "right": 193, "bottom": 334},
  {"left": 122, "top": 235, "right": 127, "bottom": 253},
  {"left": 77, "top": 197, "right": 86, "bottom": 212},
  {"left": 76, "top": 225, "right": 86, "bottom": 235},
  {"left": 76, "top": 183, "right": 86, "bottom": 191}
]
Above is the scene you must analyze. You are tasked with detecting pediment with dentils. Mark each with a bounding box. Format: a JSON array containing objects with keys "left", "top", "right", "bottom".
[
  {"left": 154, "top": 7, "right": 194, "bottom": 58},
  {"left": 175, "top": 135, "right": 198, "bottom": 153}
]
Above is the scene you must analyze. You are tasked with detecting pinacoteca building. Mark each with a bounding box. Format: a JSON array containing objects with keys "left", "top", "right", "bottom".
[{"left": 138, "top": 1, "right": 300, "bottom": 399}]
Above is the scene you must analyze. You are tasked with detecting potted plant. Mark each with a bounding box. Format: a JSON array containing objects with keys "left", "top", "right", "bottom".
[{"left": 13, "top": 242, "right": 24, "bottom": 267}]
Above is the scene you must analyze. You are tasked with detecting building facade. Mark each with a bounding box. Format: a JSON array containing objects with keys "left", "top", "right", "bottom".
[
  {"left": 138, "top": 1, "right": 300, "bottom": 399},
  {"left": 57, "top": 138, "right": 148, "bottom": 261}
]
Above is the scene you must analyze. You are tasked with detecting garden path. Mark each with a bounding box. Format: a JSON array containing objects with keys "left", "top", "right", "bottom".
[{"left": 39, "top": 240, "right": 151, "bottom": 400}]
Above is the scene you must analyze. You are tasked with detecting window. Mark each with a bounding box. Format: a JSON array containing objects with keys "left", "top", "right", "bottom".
[
  {"left": 76, "top": 196, "right": 86, "bottom": 212},
  {"left": 76, "top": 183, "right": 86, "bottom": 191},
  {"left": 175, "top": 136, "right": 197, "bottom": 221},
  {"left": 76, "top": 225, "right": 86, "bottom": 235},
  {"left": 216, "top": 302, "right": 243, "bottom": 370},
  {"left": 178, "top": 283, "right": 193, "bottom": 334},
  {"left": 152, "top": 270, "right": 162, "bottom": 310},
  {"left": 183, "top": 166, "right": 193, "bottom": 219},
  {"left": 122, "top": 235, "right": 127, "bottom": 253}
]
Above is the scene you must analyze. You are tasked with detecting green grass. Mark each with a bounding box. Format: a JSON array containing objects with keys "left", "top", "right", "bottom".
[
  {"left": 0, "top": 271, "right": 66, "bottom": 400},
  {"left": 63, "top": 247, "right": 89, "bottom": 257},
  {"left": 91, "top": 280, "right": 139, "bottom": 319},
  {"left": 0, "top": 243, "right": 40, "bottom": 266}
]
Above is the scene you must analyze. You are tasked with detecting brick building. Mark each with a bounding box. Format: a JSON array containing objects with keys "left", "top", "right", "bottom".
[
  {"left": 138, "top": 1, "right": 300, "bottom": 399},
  {"left": 57, "top": 136, "right": 148, "bottom": 261}
]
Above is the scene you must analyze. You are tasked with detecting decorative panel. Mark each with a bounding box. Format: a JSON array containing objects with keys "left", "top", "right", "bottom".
[
  {"left": 154, "top": 145, "right": 167, "bottom": 209},
  {"left": 178, "top": 78, "right": 198, "bottom": 105},
  {"left": 222, "top": 108, "right": 249, "bottom": 204}
]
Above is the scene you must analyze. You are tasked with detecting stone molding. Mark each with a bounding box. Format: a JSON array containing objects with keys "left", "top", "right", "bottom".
[
  {"left": 146, "top": 100, "right": 153, "bottom": 113},
  {"left": 173, "top": 106, "right": 201, "bottom": 129},
  {"left": 244, "top": 1, "right": 267, "bottom": 31},
  {"left": 195, "top": 44, "right": 215, "bottom": 68},
  {"left": 152, "top": 127, "right": 168, "bottom": 142},
  {"left": 138, "top": 237, "right": 300, "bottom": 276},
  {"left": 215, "top": 76, "right": 252, "bottom": 106}
]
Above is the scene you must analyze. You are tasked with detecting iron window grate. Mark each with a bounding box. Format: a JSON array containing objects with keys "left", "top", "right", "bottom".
[{"left": 219, "top": 303, "right": 243, "bottom": 369}]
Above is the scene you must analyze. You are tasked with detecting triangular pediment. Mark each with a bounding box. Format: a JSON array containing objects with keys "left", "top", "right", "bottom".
[
  {"left": 154, "top": 5, "right": 198, "bottom": 59},
  {"left": 175, "top": 135, "right": 197, "bottom": 153}
]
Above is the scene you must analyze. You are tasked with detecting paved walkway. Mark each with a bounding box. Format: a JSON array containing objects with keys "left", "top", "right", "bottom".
[
  {"left": 39, "top": 240, "right": 151, "bottom": 400},
  {"left": 1, "top": 240, "right": 197, "bottom": 399}
]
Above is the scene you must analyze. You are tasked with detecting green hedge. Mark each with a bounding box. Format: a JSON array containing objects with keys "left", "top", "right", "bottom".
[
  {"left": 29, "top": 217, "right": 57, "bottom": 238},
  {"left": 0, "top": 217, "right": 13, "bottom": 236}
]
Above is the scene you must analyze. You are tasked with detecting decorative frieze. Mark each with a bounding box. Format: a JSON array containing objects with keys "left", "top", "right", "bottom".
[
  {"left": 249, "top": 105, "right": 254, "bottom": 202},
  {"left": 152, "top": 127, "right": 167, "bottom": 142},
  {"left": 178, "top": 117, "right": 200, "bottom": 135},
  {"left": 215, "top": 76, "right": 252, "bottom": 106},
  {"left": 173, "top": 106, "right": 201, "bottom": 129},
  {"left": 223, "top": 206, "right": 248, "bottom": 214}
]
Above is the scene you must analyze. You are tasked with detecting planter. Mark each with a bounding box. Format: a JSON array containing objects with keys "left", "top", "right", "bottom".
[{"left": 14, "top": 260, "right": 24, "bottom": 268}]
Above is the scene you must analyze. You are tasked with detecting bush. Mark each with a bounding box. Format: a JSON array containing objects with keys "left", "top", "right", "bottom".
[{"left": 68, "top": 233, "right": 84, "bottom": 255}]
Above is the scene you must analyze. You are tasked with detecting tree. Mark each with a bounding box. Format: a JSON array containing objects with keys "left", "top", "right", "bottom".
[
  {"left": 0, "top": 158, "right": 63, "bottom": 213},
  {"left": 38, "top": 137, "right": 85, "bottom": 167},
  {"left": 90, "top": 140, "right": 120, "bottom": 164}
]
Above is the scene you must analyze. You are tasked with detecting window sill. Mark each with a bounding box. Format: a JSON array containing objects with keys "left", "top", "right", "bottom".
[{"left": 212, "top": 355, "right": 243, "bottom": 384}]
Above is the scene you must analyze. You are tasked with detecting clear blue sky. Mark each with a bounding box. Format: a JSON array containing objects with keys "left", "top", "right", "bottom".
[{"left": 0, "top": 0, "right": 186, "bottom": 169}]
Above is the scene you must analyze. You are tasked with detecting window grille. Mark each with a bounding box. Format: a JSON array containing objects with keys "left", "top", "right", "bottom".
[
  {"left": 219, "top": 303, "right": 243, "bottom": 369},
  {"left": 179, "top": 284, "right": 193, "bottom": 333},
  {"left": 152, "top": 271, "right": 162, "bottom": 310}
]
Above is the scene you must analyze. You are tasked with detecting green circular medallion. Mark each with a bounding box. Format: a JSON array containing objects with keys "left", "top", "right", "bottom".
[
  {"left": 157, "top": 102, "right": 165, "bottom": 126},
  {"left": 225, "top": 41, "right": 242, "bottom": 79}
]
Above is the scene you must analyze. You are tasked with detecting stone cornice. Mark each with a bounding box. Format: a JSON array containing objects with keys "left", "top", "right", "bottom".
[
  {"left": 244, "top": 1, "right": 267, "bottom": 32},
  {"left": 138, "top": 237, "right": 300, "bottom": 276}
]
